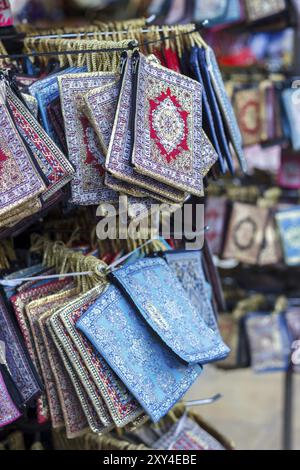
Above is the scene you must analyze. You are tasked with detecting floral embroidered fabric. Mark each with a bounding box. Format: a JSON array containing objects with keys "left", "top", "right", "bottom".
[
  {"left": 25, "top": 288, "right": 82, "bottom": 432},
  {"left": 10, "top": 278, "right": 72, "bottom": 424},
  {"left": 132, "top": 54, "right": 217, "bottom": 196},
  {"left": 58, "top": 72, "right": 119, "bottom": 205},
  {"left": 111, "top": 258, "right": 229, "bottom": 364},
  {"left": 28, "top": 66, "right": 86, "bottom": 146},
  {"left": 39, "top": 309, "right": 110, "bottom": 432},
  {"left": 6, "top": 87, "right": 75, "bottom": 201},
  {"left": 0, "top": 369, "right": 21, "bottom": 428},
  {"left": 105, "top": 58, "right": 186, "bottom": 203},
  {"left": 0, "top": 294, "right": 42, "bottom": 407}
]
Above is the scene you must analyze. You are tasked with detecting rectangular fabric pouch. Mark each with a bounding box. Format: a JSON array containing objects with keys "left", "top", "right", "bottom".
[
  {"left": 38, "top": 309, "right": 89, "bottom": 438},
  {"left": 205, "top": 46, "right": 246, "bottom": 172},
  {"left": 76, "top": 283, "right": 202, "bottom": 422},
  {"left": 161, "top": 250, "right": 220, "bottom": 334},
  {"left": 0, "top": 82, "right": 46, "bottom": 219},
  {"left": 39, "top": 301, "right": 114, "bottom": 430},
  {"left": 223, "top": 202, "right": 269, "bottom": 264},
  {"left": 84, "top": 79, "right": 187, "bottom": 203},
  {"left": 0, "top": 292, "right": 42, "bottom": 408},
  {"left": 245, "top": 0, "right": 286, "bottom": 21},
  {"left": 25, "top": 288, "right": 77, "bottom": 429},
  {"left": 131, "top": 53, "right": 217, "bottom": 196},
  {"left": 26, "top": 288, "right": 88, "bottom": 437},
  {"left": 205, "top": 196, "right": 227, "bottom": 256},
  {"left": 258, "top": 216, "right": 282, "bottom": 266},
  {"left": 154, "top": 414, "right": 226, "bottom": 450},
  {"left": 278, "top": 152, "right": 300, "bottom": 189},
  {"left": 58, "top": 71, "right": 119, "bottom": 205},
  {"left": 52, "top": 285, "right": 143, "bottom": 428},
  {"left": 282, "top": 88, "right": 300, "bottom": 152},
  {"left": 234, "top": 87, "right": 261, "bottom": 147},
  {"left": 10, "top": 278, "right": 72, "bottom": 424},
  {"left": 110, "top": 257, "right": 229, "bottom": 364}
]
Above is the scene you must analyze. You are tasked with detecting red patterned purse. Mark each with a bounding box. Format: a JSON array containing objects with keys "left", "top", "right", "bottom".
[{"left": 131, "top": 52, "right": 217, "bottom": 196}]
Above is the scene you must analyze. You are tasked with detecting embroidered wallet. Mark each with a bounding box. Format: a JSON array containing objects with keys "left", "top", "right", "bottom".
[{"left": 110, "top": 257, "right": 229, "bottom": 364}]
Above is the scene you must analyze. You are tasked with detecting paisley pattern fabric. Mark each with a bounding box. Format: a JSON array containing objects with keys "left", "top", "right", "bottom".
[
  {"left": 10, "top": 278, "right": 72, "bottom": 424},
  {"left": 275, "top": 207, "right": 300, "bottom": 266},
  {"left": 77, "top": 284, "right": 202, "bottom": 422},
  {"left": 0, "top": 369, "right": 22, "bottom": 428},
  {"left": 132, "top": 54, "right": 216, "bottom": 196},
  {"left": 7, "top": 87, "right": 75, "bottom": 201},
  {"left": 111, "top": 258, "right": 229, "bottom": 364},
  {"left": 58, "top": 71, "right": 119, "bottom": 205},
  {"left": 105, "top": 57, "right": 186, "bottom": 204},
  {"left": 53, "top": 286, "right": 142, "bottom": 428},
  {"left": 162, "top": 250, "right": 220, "bottom": 334},
  {"left": 48, "top": 309, "right": 112, "bottom": 432}
]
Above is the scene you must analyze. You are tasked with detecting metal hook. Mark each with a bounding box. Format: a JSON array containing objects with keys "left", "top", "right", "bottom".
[{"left": 184, "top": 393, "right": 222, "bottom": 407}]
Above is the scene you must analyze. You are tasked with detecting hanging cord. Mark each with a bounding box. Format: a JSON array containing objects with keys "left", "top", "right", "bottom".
[
  {"left": 0, "top": 41, "right": 138, "bottom": 61},
  {"left": 0, "top": 22, "right": 208, "bottom": 61}
]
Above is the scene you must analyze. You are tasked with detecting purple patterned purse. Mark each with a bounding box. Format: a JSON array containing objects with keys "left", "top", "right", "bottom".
[{"left": 0, "top": 293, "right": 42, "bottom": 407}]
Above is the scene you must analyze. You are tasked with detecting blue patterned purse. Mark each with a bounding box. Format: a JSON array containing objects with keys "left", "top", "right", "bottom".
[
  {"left": 76, "top": 284, "right": 202, "bottom": 422},
  {"left": 110, "top": 258, "right": 230, "bottom": 364},
  {"left": 161, "top": 250, "right": 219, "bottom": 334}
]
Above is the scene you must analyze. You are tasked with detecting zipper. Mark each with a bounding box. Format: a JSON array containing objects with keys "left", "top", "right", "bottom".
[
  {"left": 119, "top": 51, "right": 128, "bottom": 81},
  {"left": 129, "top": 50, "right": 140, "bottom": 163}
]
